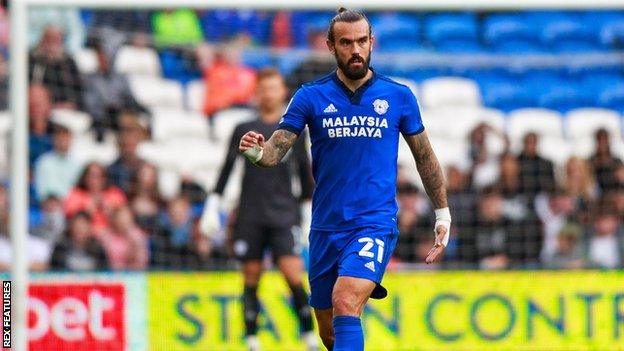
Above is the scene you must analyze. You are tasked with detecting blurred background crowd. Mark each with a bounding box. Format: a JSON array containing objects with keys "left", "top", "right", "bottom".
[{"left": 0, "top": 5, "right": 623, "bottom": 272}]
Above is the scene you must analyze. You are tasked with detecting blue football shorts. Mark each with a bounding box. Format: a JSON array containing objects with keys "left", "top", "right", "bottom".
[{"left": 308, "top": 227, "right": 398, "bottom": 309}]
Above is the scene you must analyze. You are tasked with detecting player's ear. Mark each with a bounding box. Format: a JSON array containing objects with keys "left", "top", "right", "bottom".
[
  {"left": 369, "top": 34, "right": 375, "bottom": 49},
  {"left": 326, "top": 39, "right": 335, "bottom": 54}
]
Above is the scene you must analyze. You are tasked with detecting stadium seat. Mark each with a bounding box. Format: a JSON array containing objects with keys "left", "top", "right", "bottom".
[
  {"left": 594, "top": 77, "right": 624, "bottom": 111},
  {"left": 507, "top": 108, "right": 564, "bottom": 139},
  {"left": 424, "top": 13, "right": 479, "bottom": 52},
  {"left": 483, "top": 14, "right": 540, "bottom": 49},
  {"left": 479, "top": 79, "right": 538, "bottom": 112},
  {"left": 128, "top": 75, "right": 184, "bottom": 109},
  {"left": 151, "top": 108, "right": 209, "bottom": 141},
  {"left": 0, "top": 111, "right": 11, "bottom": 136},
  {"left": 421, "top": 106, "right": 505, "bottom": 141},
  {"left": 114, "top": 45, "right": 162, "bottom": 77},
  {"left": 73, "top": 48, "right": 98, "bottom": 74},
  {"left": 565, "top": 108, "right": 623, "bottom": 157},
  {"left": 369, "top": 13, "right": 421, "bottom": 52},
  {"left": 69, "top": 132, "right": 119, "bottom": 166},
  {"left": 50, "top": 109, "right": 92, "bottom": 134},
  {"left": 540, "top": 14, "right": 601, "bottom": 52},
  {"left": 186, "top": 79, "right": 205, "bottom": 113},
  {"left": 535, "top": 79, "right": 595, "bottom": 113},
  {"left": 211, "top": 107, "right": 256, "bottom": 142},
  {"left": 201, "top": 10, "right": 273, "bottom": 45},
  {"left": 241, "top": 50, "right": 274, "bottom": 69},
  {"left": 419, "top": 77, "right": 482, "bottom": 109}
]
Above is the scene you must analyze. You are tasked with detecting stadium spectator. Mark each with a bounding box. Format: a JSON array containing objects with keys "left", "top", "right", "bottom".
[
  {"left": 0, "top": 185, "right": 52, "bottom": 271},
  {"left": 447, "top": 165, "right": 476, "bottom": 230},
  {"left": 28, "top": 84, "right": 53, "bottom": 166},
  {"left": 34, "top": 121, "right": 83, "bottom": 201},
  {"left": 497, "top": 153, "right": 531, "bottom": 220},
  {"left": 89, "top": 10, "right": 152, "bottom": 37},
  {"left": 589, "top": 129, "right": 623, "bottom": 193},
  {"left": 393, "top": 183, "right": 434, "bottom": 264},
  {"left": 516, "top": 132, "right": 555, "bottom": 197},
  {"left": 152, "top": 196, "right": 204, "bottom": 268},
  {"left": 563, "top": 157, "right": 597, "bottom": 223},
  {"left": 0, "top": 1, "right": 8, "bottom": 50},
  {"left": 100, "top": 206, "right": 148, "bottom": 270},
  {"left": 286, "top": 28, "right": 335, "bottom": 93},
  {"left": 587, "top": 204, "right": 623, "bottom": 269},
  {"left": 271, "top": 11, "right": 293, "bottom": 48},
  {"left": 29, "top": 26, "right": 83, "bottom": 109},
  {"left": 544, "top": 222, "right": 586, "bottom": 269},
  {"left": 50, "top": 211, "right": 107, "bottom": 271},
  {"left": 151, "top": 9, "right": 203, "bottom": 48},
  {"left": 28, "top": 7, "right": 85, "bottom": 54},
  {"left": 463, "top": 187, "right": 510, "bottom": 269},
  {"left": 536, "top": 188, "right": 578, "bottom": 263},
  {"left": 64, "top": 162, "right": 127, "bottom": 233},
  {"left": 84, "top": 41, "right": 150, "bottom": 140},
  {"left": 197, "top": 42, "right": 256, "bottom": 118},
  {"left": 128, "top": 163, "right": 163, "bottom": 235},
  {"left": 0, "top": 54, "right": 6, "bottom": 110},
  {"left": 31, "top": 196, "right": 66, "bottom": 246},
  {"left": 468, "top": 123, "right": 508, "bottom": 190},
  {"left": 107, "top": 122, "right": 148, "bottom": 193}
]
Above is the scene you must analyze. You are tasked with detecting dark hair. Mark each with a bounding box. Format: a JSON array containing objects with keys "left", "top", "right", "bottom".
[
  {"left": 327, "top": 7, "right": 371, "bottom": 42},
  {"left": 256, "top": 68, "right": 283, "bottom": 83},
  {"left": 76, "top": 162, "right": 110, "bottom": 191}
]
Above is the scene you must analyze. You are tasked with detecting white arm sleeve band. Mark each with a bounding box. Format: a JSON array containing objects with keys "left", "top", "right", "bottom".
[{"left": 434, "top": 207, "right": 452, "bottom": 247}]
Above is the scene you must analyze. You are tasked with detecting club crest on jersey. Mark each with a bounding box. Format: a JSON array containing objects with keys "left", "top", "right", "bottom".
[{"left": 373, "top": 99, "right": 389, "bottom": 115}]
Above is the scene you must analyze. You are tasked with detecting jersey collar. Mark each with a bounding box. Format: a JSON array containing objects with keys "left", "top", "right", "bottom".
[{"left": 332, "top": 67, "right": 377, "bottom": 105}]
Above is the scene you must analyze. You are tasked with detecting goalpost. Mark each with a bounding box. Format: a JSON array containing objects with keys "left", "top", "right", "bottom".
[{"left": 8, "top": 1, "right": 624, "bottom": 351}]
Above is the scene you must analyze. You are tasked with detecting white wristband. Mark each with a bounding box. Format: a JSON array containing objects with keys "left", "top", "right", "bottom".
[
  {"left": 242, "top": 145, "right": 264, "bottom": 164},
  {"left": 434, "top": 207, "right": 452, "bottom": 247}
]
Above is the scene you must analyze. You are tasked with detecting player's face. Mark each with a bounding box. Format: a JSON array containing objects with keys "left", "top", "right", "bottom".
[
  {"left": 256, "top": 75, "right": 287, "bottom": 111},
  {"left": 327, "top": 19, "right": 374, "bottom": 80}
]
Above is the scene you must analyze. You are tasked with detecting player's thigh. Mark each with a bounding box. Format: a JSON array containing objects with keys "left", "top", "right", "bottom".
[
  {"left": 332, "top": 276, "right": 376, "bottom": 317},
  {"left": 276, "top": 255, "right": 305, "bottom": 286},
  {"left": 308, "top": 230, "right": 340, "bottom": 310},
  {"left": 232, "top": 220, "right": 266, "bottom": 262}
]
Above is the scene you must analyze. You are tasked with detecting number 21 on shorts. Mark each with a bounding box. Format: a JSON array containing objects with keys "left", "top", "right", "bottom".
[{"left": 358, "top": 237, "right": 385, "bottom": 263}]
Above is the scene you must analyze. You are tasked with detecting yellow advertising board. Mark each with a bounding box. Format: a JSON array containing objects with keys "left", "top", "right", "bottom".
[{"left": 148, "top": 271, "right": 624, "bottom": 351}]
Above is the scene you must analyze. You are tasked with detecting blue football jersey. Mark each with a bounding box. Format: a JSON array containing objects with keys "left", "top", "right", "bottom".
[{"left": 278, "top": 69, "right": 424, "bottom": 232}]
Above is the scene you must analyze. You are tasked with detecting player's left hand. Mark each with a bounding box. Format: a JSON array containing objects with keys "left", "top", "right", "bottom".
[{"left": 425, "top": 226, "right": 447, "bottom": 264}]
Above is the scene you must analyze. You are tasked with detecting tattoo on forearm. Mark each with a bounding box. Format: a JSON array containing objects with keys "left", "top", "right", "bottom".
[
  {"left": 405, "top": 132, "right": 448, "bottom": 208},
  {"left": 257, "top": 129, "right": 298, "bottom": 167}
]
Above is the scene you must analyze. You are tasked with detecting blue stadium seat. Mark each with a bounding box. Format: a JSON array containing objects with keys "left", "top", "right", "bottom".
[
  {"left": 531, "top": 12, "right": 603, "bottom": 52},
  {"left": 159, "top": 50, "right": 201, "bottom": 84},
  {"left": 535, "top": 79, "right": 595, "bottom": 113},
  {"left": 593, "top": 77, "right": 624, "bottom": 111},
  {"left": 369, "top": 12, "right": 421, "bottom": 52},
  {"left": 424, "top": 13, "right": 480, "bottom": 52},
  {"left": 479, "top": 79, "right": 537, "bottom": 112},
  {"left": 201, "top": 10, "right": 273, "bottom": 45},
  {"left": 483, "top": 14, "right": 541, "bottom": 51},
  {"left": 290, "top": 11, "right": 334, "bottom": 48},
  {"left": 240, "top": 50, "right": 275, "bottom": 69}
]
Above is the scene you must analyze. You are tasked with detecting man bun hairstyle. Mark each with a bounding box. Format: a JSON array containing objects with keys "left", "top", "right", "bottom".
[{"left": 327, "top": 7, "right": 372, "bottom": 42}]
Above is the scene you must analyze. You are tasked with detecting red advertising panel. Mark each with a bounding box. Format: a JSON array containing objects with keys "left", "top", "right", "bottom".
[{"left": 28, "top": 283, "right": 125, "bottom": 351}]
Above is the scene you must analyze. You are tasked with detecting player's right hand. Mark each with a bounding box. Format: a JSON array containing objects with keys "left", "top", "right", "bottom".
[
  {"left": 239, "top": 131, "right": 265, "bottom": 152},
  {"left": 199, "top": 194, "right": 221, "bottom": 239}
]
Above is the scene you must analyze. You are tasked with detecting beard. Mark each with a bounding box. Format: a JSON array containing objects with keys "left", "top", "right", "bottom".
[{"left": 335, "top": 50, "right": 371, "bottom": 80}]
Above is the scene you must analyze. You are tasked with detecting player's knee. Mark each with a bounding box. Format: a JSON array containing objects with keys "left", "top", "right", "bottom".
[{"left": 331, "top": 291, "right": 359, "bottom": 316}]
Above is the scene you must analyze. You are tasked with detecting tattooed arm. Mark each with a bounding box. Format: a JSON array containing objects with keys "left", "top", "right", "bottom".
[
  {"left": 403, "top": 131, "right": 448, "bottom": 208},
  {"left": 404, "top": 131, "right": 450, "bottom": 263},
  {"left": 238, "top": 129, "right": 299, "bottom": 167}
]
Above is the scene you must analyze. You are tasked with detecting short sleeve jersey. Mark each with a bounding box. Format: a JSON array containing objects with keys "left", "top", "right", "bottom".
[{"left": 278, "top": 70, "right": 424, "bottom": 232}]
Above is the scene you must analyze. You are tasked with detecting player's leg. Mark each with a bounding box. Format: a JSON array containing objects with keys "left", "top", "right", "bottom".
[
  {"left": 307, "top": 230, "right": 340, "bottom": 350},
  {"left": 232, "top": 221, "right": 266, "bottom": 350},
  {"left": 313, "top": 308, "right": 334, "bottom": 350},
  {"left": 331, "top": 230, "right": 399, "bottom": 351},
  {"left": 271, "top": 225, "right": 317, "bottom": 349}
]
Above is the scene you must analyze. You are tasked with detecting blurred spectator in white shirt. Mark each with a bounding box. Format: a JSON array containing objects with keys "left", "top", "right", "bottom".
[
  {"left": 588, "top": 205, "right": 622, "bottom": 269},
  {"left": 34, "top": 121, "right": 83, "bottom": 201}
]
